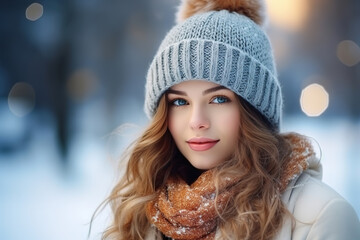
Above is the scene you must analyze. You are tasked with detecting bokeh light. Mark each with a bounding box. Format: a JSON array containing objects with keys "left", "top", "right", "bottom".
[
  {"left": 8, "top": 82, "right": 36, "bottom": 117},
  {"left": 336, "top": 40, "right": 360, "bottom": 67},
  {"left": 300, "top": 83, "right": 329, "bottom": 117},
  {"left": 66, "top": 69, "right": 98, "bottom": 101},
  {"left": 25, "top": 3, "right": 44, "bottom": 21},
  {"left": 266, "top": 0, "right": 309, "bottom": 30}
]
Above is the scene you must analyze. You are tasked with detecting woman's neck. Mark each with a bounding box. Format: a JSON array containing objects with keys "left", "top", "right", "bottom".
[{"left": 174, "top": 157, "right": 205, "bottom": 185}]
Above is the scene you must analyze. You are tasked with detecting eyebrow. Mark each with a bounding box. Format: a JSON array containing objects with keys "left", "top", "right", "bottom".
[
  {"left": 203, "top": 85, "right": 228, "bottom": 95},
  {"left": 167, "top": 85, "right": 228, "bottom": 96}
]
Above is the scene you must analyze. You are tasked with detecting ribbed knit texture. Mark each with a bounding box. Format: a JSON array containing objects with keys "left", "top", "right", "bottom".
[{"left": 144, "top": 10, "right": 282, "bottom": 129}]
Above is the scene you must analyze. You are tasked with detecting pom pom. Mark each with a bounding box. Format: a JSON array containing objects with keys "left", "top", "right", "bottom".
[{"left": 176, "top": 0, "right": 266, "bottom": 26}]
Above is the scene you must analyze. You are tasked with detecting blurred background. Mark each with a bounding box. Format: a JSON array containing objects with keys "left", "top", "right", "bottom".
[{"left": 0, "top": 0, "right": 359, "bottom": 239}]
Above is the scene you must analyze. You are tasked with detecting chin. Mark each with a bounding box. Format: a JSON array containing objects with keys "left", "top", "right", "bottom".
[{"left": 188, "top": 160, "right": 217, "bottom": 170}]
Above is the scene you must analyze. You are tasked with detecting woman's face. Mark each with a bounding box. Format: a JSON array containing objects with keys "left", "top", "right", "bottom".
[{"left": 167, "top": 80, "right": 241, "bottom": 170}]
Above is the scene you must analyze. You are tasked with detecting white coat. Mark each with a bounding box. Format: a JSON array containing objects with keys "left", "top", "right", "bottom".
[{"left": 274, "top": 156, "right": 360, "bottom": 239}]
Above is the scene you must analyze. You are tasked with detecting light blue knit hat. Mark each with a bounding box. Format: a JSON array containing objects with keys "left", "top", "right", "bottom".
[{"left": 144, "top": 2, "right": 282, "bottom": 129}]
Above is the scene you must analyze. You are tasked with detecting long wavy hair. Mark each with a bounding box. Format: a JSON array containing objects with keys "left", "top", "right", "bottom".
[{"left": 99, "top": 92, "right": 294, "bottom": 240}]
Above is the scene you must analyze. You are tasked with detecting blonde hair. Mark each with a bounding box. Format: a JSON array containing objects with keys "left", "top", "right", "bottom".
[{"left": 99, "top": 94, "right": 293, "bottom": 240}]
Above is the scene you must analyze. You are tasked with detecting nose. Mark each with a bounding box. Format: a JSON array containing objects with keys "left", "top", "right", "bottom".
[{"left": 189, "top": 105, "right": 210, "bottom": 130}]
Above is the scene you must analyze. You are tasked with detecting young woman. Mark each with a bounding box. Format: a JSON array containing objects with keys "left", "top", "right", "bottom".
[{"left": 99, "top": 0, "right": 360, "bottom": 239}]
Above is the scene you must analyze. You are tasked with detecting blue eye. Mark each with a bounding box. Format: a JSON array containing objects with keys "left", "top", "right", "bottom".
[
  {"left": 212, "top": 96, "right": 229, "bottom": 104},
  {"left": 172, "top": 99, "right": 188, "bottom": 106}
]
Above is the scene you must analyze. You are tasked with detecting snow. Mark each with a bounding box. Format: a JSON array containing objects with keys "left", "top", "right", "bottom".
[{"left": 0, "top": 113, "right": 115, "bottom": 240}]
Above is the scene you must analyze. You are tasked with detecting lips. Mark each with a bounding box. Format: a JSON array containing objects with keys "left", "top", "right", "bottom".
[{"left": 186, "top": 137, "right": 220, "bottom": 151}]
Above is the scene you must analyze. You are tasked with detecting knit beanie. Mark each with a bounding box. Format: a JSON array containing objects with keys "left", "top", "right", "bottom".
[{"left": 144, "top": 0, "right": 282, "bottom": 130}]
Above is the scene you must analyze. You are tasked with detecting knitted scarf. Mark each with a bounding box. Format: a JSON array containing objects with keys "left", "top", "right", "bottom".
[{"left": 146, "top": 133, "right": 315, "bottom": 240}]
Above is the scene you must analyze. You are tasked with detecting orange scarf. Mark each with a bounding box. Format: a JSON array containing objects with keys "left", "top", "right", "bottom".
[{"left": 146, "top": 170, "right": 239, "bottom": 239}]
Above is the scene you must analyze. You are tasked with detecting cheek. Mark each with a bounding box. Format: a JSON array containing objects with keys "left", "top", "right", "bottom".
[
  {"left": 217, "top": 110, "right": 240, "bottom": 139},
  {"left": 168, "top": 119, "right": 176, "bottom": 137},
  {"left": 167, "top": 111, "right": 183, "bottom": 138}
]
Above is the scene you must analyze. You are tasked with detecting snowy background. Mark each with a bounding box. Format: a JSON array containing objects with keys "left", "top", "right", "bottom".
[{"left": 1, "top": 0, "right": 359, "bottom": 239}]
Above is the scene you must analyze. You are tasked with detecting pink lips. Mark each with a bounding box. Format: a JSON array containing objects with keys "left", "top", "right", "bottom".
[{"left": 186, "top": 138, "right": 219, "bottom": 151}]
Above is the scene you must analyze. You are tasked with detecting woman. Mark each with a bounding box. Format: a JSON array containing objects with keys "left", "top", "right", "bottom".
[{"left": 99, "top": 0, "right": 360, "bottom": 239}]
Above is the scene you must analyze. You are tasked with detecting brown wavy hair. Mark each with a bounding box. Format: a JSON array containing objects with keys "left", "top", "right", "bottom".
[{"left": 97, "top": 93, "right": 293, "bottom": 240}]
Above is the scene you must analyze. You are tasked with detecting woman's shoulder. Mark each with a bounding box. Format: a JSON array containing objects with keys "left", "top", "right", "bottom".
[
  {"left": 282, "top": 172, "right": 360, "bottom": 239},
  {"left": 290, "top": 173, "right": 354, "bottom": 219}
]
